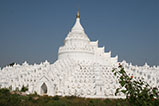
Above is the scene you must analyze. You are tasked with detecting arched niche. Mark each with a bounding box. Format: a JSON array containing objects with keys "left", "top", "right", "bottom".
[{"left": 41, "top": 83, "right": 47, "bottom": 95}]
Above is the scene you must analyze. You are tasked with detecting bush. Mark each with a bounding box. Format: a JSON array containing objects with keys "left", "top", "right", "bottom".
[
  {"left": 52, "top": 95, "right": 60, "bottom": 100},
  {"left": 21, "top": 85, "right": 28, "bottom": 92},
  {"left": 65, "top": 95, "right": 77, "bottom": 99},
  {"left": 112, "top": 64, "right": 159, "bottom": 106},
  {"left": 0, "top": 88, "right": 10, "bottom": 95}
]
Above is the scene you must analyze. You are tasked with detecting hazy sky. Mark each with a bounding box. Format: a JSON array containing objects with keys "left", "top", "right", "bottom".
[{"left": 0, "top": 0, "right": 159, "bottom": 67}]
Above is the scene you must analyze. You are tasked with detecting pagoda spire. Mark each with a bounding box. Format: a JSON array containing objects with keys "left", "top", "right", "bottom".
[
  {"left": 76, "top": 9, "right": 80, "bottom": 18},
  {"left": 71, "top": 9, "right": 84, "bottom": 32}
]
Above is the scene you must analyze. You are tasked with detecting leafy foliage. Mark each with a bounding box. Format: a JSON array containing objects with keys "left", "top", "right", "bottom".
[
  {"left": 21, "top": 85, "right": 28, "bottom": 92},
  {"left": 8, "top": 62, "right": 16, "bottom": 66},
  {"left": 112, "top": 64, "right": 159, "bottom": 106},
  {"left": 52, "top": 95, "right": 60, "bottom": 100}
]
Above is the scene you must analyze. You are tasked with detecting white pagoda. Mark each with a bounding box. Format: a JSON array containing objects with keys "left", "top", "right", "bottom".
[{"left": 0, "top": 11, "right": 159, "bottom": 98}]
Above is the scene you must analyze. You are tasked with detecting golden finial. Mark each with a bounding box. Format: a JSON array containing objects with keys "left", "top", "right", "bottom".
[{"left": 76, "top": 9, "right": 80, "bottom": 18}]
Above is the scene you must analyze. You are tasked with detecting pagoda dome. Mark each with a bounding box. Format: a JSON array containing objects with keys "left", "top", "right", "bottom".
[{"left": 58, "top": 10, "right": 94, "bottom": 60}]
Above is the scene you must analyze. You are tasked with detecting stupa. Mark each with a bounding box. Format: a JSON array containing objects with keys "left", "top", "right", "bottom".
[{"left": 0, "top": 11, "right": 159, "bottom": 98}]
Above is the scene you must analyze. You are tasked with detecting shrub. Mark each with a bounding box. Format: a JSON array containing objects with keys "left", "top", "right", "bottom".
[
  {"left": 52, "top": 95, "right": 60, "bottom": 100},
  {"left": 0, "top": 88, "right": 10, "bottom": 95},
  {"left": 112, "top": 64, "right": 159, "bottom": 106},
  {"left": 65, "top": 95, "right": 77, "bottom": 99},
  {"left": 21, "top": 85, "right": 28, "bottom": 92}
]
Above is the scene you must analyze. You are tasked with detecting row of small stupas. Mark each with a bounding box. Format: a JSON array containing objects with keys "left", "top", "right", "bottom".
[{"left": 0, "top": 11, "right": 159, "bottom": 98}]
